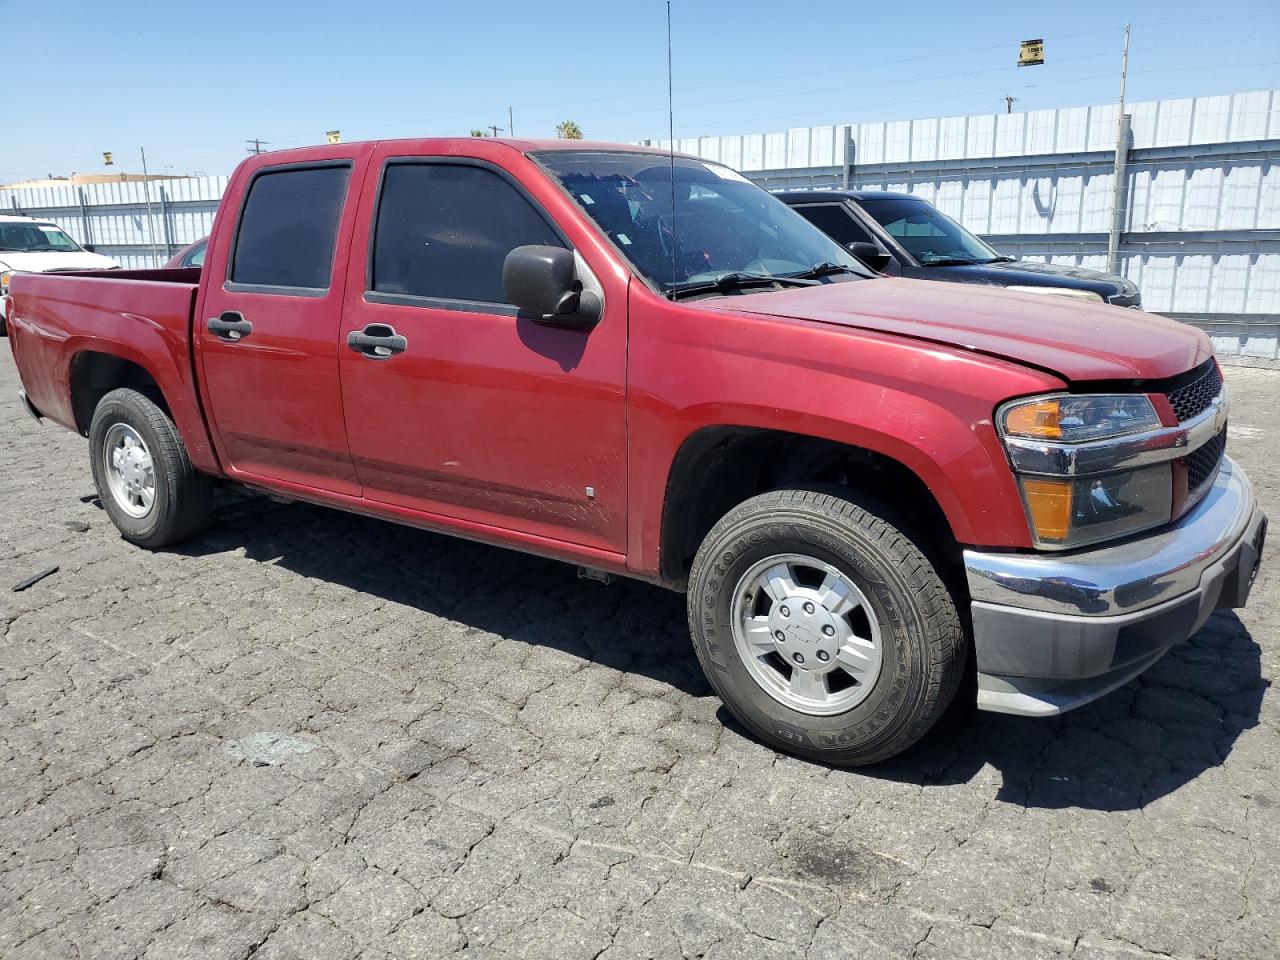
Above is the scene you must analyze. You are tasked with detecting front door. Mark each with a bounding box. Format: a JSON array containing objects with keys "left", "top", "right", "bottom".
[
  {"left": 337, "top": 153, "right": 628, "bottom": 553},
  {"left": 196, "top": 156, "right": 365, "bottom": 495}
]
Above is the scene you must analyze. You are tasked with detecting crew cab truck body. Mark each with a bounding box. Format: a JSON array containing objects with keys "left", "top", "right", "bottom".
[{"left": 7, "top": 139, "right": 1267, "bottom": 765}]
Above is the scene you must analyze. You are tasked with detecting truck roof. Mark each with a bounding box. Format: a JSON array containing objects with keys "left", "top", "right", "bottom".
[
  {"left": 238, "top": 138, "right": 695, "bottom": 168},
  {"left": 774, "top": 189, "right": 920, "bottom": 202}
]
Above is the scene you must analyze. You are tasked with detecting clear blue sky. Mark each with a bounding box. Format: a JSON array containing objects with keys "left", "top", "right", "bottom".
[{"left": 6, "top": 0, "right": 1278, "bottom": 183}]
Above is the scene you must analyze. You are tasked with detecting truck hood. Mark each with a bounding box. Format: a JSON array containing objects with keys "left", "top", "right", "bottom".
[
  {"left": 929, "top": 258, "right": 1139, "bottom": 300},
  {"left": 704, "top": 277, "right": 1209, "bottom": 382},
  {"left": 0, "top": 251, "right": 120, "bottom": 273}
]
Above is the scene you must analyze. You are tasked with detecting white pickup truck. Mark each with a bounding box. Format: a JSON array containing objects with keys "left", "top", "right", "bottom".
[{"left": 0, "top": 215, "right": 120, "bottom": 334}]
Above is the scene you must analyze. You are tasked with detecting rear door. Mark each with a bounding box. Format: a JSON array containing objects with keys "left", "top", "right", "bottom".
[
  {"left": 196, "top": 154, "right": 366, "bottom": 495},
  {"left": 336, "top": 148, "right": 629, "bottom": 553}
]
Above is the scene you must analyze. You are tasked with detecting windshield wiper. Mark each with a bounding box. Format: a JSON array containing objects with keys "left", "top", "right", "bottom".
[
  {"left": 984, "top": 255, "right": 1016, "bottom": 263},
  {"left": 789, "top": 261, "right": 858, "bottom": 280},
  {"left": 668, "top": 271, "right": 818, "bottom": 300},
  {"left": 920, "top": 257, "right": 980, "bottom": 267}
]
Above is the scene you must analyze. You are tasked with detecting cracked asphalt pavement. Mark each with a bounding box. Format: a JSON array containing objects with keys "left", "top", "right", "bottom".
[{"left": 1, "top": 350, "right": 1277, "bottom": 960}]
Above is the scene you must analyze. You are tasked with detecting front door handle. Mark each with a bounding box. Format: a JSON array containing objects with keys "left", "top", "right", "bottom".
[
  {"left": 207, "top": 311, "right": 253, "bottom": 342},
  {"left": 347, "top": 323, "right": 408, "bottom": 360}
]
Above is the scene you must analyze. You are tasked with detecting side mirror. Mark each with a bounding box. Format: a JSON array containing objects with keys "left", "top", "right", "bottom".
[
  {"left": 83, "top": 243, "right": 96, "bottom": 252},
  {"left": 846, "top": 241, "right": 890, "bottom": 272},
  {"left": 503, "top": 245, "right": 601, "bottom": 329}
]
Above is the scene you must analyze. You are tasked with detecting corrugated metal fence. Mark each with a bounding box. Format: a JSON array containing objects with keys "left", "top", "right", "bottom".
[
  {"left": 4, "top": 89, "right": 1278, "bottom": 356},
  {"left": 655, "top": 88, "right": 1280, "bottom": 358},
  {"left": 1, "top": 176, "right": 227, "bottom": 270}
]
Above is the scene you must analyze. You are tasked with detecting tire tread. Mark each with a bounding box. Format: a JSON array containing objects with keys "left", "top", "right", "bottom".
[
  {"left": 89, "top": 388, "right": 213, "bottom": 547},
  {"left": 687, "top": 487, "right": 966, "bottom": 765}
]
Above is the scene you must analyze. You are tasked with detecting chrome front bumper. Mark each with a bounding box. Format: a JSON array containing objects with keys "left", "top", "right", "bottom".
[{"left": 964, "top": 457, "right": 1267, "bottom": 717}]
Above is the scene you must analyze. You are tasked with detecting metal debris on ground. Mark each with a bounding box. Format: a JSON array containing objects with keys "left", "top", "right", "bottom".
[{"left": 12, "top": 566, "right": 58, "bottom": 592}]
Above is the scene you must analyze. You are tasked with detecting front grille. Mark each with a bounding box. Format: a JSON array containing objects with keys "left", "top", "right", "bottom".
[
  {"left": 1185, "top": 429, "right": 1226, "bottom": 494},
  {"left": 1166, "top": 362, "right": 1222, "bottom": 423}
]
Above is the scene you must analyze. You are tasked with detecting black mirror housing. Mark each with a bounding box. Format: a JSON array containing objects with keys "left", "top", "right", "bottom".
[
  {"left": 846, "top": 241, "right": 890, "bottom": 272},
  {"left": 83, "top": 243, "right": 96, "bottom": 253},
  {"left": 503, "top": 244, "right": 600, "bottom": 329}
]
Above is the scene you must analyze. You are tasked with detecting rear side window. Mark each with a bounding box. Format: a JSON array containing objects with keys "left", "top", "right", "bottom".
[
  {"left": 370, "top": 162, "right": 564, "bottom": 305},
  {"left": 230, "top": 165, "right": 350, "bottom": 290},
  {"left": 794, "top": 204, "right": 877, "bottom": 246}
]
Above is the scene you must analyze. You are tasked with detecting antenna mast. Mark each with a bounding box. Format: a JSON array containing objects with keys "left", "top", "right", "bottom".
[{"left": 666, "top": 1, "right": 677, "bottom": 296}]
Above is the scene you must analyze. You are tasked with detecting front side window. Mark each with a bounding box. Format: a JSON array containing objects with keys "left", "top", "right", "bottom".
[
  {"left": 857, "top": 197, "right": 1000, "bottom": 265},
  {"left": 0, "top": 222, "right": 82, "bottom": 253},
  {"left": 370, "top": 162, "right": 564, "bottom": 305},
  {"left": 793, "top": 204, "right": 877, "bottom": 247},
  {"left": 230, "top": 165, "right": 350, "bottom": 290},
  {"left": 535, "top": 150, "right": 868, "bottom": 295}
]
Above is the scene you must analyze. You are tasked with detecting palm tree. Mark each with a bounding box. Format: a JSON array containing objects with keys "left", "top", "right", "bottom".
[
  {"left": 555, "top": 120, "right": 584, "bottom": 140},
  {"left": 469, "top": 129, "right": 487, "bottom": 137}
]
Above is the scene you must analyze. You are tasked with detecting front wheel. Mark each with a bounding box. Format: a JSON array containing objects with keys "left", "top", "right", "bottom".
[
  {"left": 687, "top": 488, "right": 966, "bottom": 766},
  {"left": 89, "top": 388, "right": 213, "bottom": 548}
]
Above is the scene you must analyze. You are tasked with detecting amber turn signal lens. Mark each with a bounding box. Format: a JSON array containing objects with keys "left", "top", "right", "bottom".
[
  {"left": 1003, "top": 399, "right": 1062, "bottom": 439},
  {"left": 1021, "top": 478, "right": 1073, "bottom": 542}
]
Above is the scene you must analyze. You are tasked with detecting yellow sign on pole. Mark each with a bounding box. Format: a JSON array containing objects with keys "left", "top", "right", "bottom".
[
  {"left": 326, "top": 130, "right": 341, "bottom": 144},
  {"left": 103, "top": 151, "right": 114, "bottom": 166},
  {"left": 1018, "top": 39, "right": 1044, "bottom": 67}
]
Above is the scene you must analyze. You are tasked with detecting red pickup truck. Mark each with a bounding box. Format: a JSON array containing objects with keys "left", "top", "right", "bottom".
[{"left": 6, "top": 139, "right": 1267, "bottom": 765}]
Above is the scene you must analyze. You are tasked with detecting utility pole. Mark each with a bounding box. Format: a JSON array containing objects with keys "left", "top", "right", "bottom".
[
  {"left": 139, "top": 148, "right": 162, "bottom": 265},
  {"left": 507, "top": 106, "right": 514, "bottom": 138},
  {"left": 1106, "top": 23, "right": 1132, "bottom": 274},
  {"left": 246, "top": 138, "right": 268, "bottom": 155},
  {"left": 1004, "top": 95, "right": 1017, "bottom": 114},
  {"left": 488, "top": 124, "right": 503, "bottom": 138}
]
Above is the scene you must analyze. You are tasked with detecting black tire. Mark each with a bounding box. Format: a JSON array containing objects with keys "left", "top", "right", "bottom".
[
  {"left": 89, "top": 387, "right": 213, "bottom": 548},
  {"left": 687, "top": 488, "right": 966, "bottom": 766}
]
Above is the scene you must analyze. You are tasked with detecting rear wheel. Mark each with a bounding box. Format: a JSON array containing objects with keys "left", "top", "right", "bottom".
[
  {"left": 89, "top": 388, "right": 213, "bottom": 548},
  {"left": 687, "top": 488, "right": 966, "bottom": 766}
]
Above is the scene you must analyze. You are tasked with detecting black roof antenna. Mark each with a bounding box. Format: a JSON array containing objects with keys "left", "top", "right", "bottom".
[{"left": 666, "top": 0, "right": 677, "bottom": 297}]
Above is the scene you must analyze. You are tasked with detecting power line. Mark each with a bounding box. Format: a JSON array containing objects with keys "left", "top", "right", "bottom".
[
  {"left": 595, "top": 60, "right": 1280, "bottom": 140},
  {"left": 7, "top": 17, "right": 1278, "bottom": 176},
  {"left": 26, "top": 13, "right": 1275, "bottom": 170}
]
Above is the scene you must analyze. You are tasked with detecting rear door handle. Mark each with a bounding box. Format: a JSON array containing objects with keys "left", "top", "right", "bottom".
[
  {"left": 347, "top": 323, "right": 407, "bottom": 360},
  {"left": 207, "top": 311, "right": 253, "bottom": 342}
]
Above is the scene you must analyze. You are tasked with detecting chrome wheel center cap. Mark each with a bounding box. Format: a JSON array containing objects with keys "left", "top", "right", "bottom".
[
  {"left": 767, "top": 592, "right": 839, "bottom": 670},
  {"left": 731, "top": 553, "right": 885, "bottom": 717},
  {"left": 102, "top": 423, "right": 156, "bottom": 520}
]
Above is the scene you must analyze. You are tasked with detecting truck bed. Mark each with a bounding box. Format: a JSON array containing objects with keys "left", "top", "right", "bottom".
[{"left": 7, "top": 267, "right": 219, "bottom": 472}]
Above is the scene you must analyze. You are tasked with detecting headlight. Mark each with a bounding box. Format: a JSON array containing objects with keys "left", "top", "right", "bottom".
[
  {"left": 1001, "top": 394, "right": 1161, "bottom": 442},
  {"left": 999, "top": 393, "right": 1173, "bottom": 549},
  {"left": 1017, "top": 465, "right": 1172, "bottom": 548},
  {"left": 1005, "top": 285, "right": 1104, "bottom": 303},
  {"left": 0, "top": 271, "right": 10, "bottom": 292}
]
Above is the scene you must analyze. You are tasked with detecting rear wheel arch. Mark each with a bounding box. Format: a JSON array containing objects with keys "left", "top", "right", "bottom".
[{"left": 69, "top": 351, "right": 171, "bottom": 436}]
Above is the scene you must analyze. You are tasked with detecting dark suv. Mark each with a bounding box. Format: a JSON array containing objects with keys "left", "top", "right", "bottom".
[{"left": 778, "top": 190, "right": 1141, "bottom": 308}]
